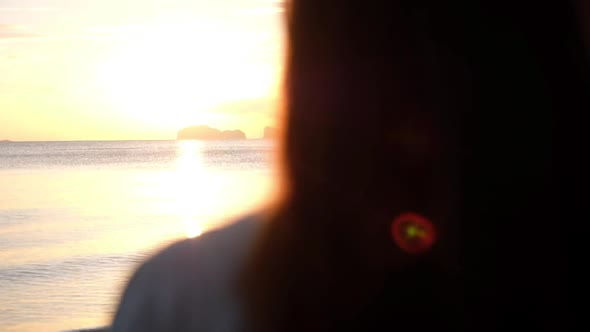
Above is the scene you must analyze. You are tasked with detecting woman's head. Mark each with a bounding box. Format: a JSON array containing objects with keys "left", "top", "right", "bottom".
[
  {"left": 243, "top": 0, "right": 574, "bottom": 330},
  {"left": 282, "top": 0, "right": 453, "bottom": 217},
  {"left": 245, "top": 1, "right": 464, "bottom": 329},
  {"left": 275, "top": 0, "right": 461, "bottom": 278}
]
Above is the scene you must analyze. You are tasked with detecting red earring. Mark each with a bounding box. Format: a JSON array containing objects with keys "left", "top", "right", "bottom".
[{"left": 391, "top": 212, "right": 436, "bottom": 254}]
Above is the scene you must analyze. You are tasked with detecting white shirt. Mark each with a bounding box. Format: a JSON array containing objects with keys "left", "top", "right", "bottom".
[{"left": 112, "top": 215, "right": 260, "bottom": 332}]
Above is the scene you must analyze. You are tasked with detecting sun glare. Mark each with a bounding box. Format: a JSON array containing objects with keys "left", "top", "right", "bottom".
[
  {"left": 96, "top": 20, "right": 277, "bottom": 130},
  {"left": 175, "top": 140, "right": 209, "bottom": 238},
  {"left": 186, "top": 224, "right": 203, "bottom": 238}
]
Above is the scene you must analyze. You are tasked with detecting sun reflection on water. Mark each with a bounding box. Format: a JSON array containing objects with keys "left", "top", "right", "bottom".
[
  {"left": 170, "top": 140, "right": 275, "bottom": 239},
  {"left": 175, "top": 140, "right": 208, "bottom": 238}
]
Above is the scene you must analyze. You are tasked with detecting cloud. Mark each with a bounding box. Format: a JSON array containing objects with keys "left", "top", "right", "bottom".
[
  {"left": 0, "top": 25, "right": 122, "bottom": 42},
  {"left": 0, "top": 24, "right": 38, "bottom": 38},
  {"left": 0, "top": 7, "right": 58, "bottom": 12}
]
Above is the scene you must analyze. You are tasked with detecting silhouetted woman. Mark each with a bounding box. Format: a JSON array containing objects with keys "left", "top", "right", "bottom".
[{"left": 113, "top": 0, "right": 584, "bottom": 331}]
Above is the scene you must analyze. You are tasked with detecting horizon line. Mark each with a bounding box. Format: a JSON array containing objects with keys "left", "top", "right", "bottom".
[{"left": 1, "top": 138, "right": 273, "bottom": 143}]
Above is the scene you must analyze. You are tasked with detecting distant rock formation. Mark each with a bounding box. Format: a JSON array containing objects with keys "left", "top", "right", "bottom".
[
  {"left": 263, "top": 126, "right": 278, "bottom": 139},
  {"left": 177, "top": 125, "right": 246, "bottom": 140},
  {"left": 0, "top": 140, "right": 12, "bottom": 143}
]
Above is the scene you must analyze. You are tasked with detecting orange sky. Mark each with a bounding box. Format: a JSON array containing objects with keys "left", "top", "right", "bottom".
[{"left": 0, "top": 0, "right": 283, "bottom": 141}]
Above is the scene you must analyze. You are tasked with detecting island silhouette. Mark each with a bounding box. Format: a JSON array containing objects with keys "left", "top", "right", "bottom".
[{"left": 177, "top": 125, "right": 246, "bottom": 140}]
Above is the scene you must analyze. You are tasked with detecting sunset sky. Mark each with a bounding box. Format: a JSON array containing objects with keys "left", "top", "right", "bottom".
[{"left": 0, "top": 0, "right": 283, "bottom": 141}]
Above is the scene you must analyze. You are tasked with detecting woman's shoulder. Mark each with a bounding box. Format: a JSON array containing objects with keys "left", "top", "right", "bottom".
[
  {"left": 147, "top": 213, "right": 261, "bottom": 275},
  {"left": 111, "top": 213, "right": 262, "bottom": 332}
]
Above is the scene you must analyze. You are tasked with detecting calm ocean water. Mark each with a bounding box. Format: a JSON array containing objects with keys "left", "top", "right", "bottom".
[{"left": 0, "top": 140, "right": 275, "bottom": 332}]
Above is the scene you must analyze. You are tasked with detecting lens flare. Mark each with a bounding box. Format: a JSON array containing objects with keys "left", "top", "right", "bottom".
[{"left": 391, "top": 212, "right": 436, "bottom": 254}]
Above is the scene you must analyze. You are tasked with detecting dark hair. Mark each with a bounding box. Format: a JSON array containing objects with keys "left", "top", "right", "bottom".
[{"left": 241, "top": 0, "right": 584, "bottom": 331}]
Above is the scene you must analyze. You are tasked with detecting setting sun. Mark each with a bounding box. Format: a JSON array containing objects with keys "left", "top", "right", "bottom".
[{"left": 95, "top": 19, "right": 279, "bottom": 132}]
